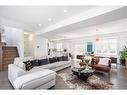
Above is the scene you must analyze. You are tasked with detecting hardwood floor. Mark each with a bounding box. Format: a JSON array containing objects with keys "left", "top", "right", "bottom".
[
  {"left": 0, "top": 65, "right": 127, "bottom": 89},
  {"left": 0, "top": 70, "right": 13, "bottom": 89}
]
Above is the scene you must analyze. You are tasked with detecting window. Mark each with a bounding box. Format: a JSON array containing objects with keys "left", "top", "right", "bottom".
[
  {"left": 95, "top": 39, "right": 117, "bottom": 55},
  {"left": 48, "top": 42, "right": 54, "bottom": 49},
  {"left": 56, "top": 43, "right": 63, "bottom": 51},
  {"left": 75, "top": 45, "right": 85, "bottom": 55}
]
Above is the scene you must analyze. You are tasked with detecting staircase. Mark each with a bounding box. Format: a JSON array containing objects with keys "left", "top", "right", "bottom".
[{"left": 2, "top": 46, "right": 19, "bottom": 70}]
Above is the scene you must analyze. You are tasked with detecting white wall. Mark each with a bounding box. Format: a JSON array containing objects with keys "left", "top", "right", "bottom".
[
  {"left": 3, "top": 26, "right": 49, "bottom": 59},
  {"left": 4, "top": 26, "right": 24, "bottom": 60},
  {"left": 54, "top": 31, "right": 127, "bottom": 60},
  {"left": 34, "top": 36, "right": 48, "bottom": 58},
  {"left": 52, "top": 19, "right": 127, "bottom": 60},
  {"left": 117, "top": 37, "right": 127, "bottom": 52}
]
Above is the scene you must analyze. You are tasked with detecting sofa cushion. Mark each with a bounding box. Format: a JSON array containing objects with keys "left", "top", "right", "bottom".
[
  {"left": 57, "top": 56, "right": 63, "bottom": 61},
  {"left": 52, "top": 62, "right": 63, "bottom": 67},
  {"left": 49, "top": 57, "right": 57, "bottom": 63},
  {"left": 30, "top": 60, "right": 39, "bottom": 66},
  {"left": 26, "top": 67, "right": 45, "bottom": 74},
  {"left": 23, "top": 60, "right": 33, "bottom": 71},
  {"left": 52, "top": 61, "right": 70, "bottom": 68},
  {"left": 38, "top": 58, "right": 49, "bottom": 65},
  {"left": 38, "top": 63, "right": 55, "bottom": 69},
  {"left": 92, "top": 64, "right": 110, "bottom": 72},
  {"left": 38, "top": 61, "right": 64, "bottom": 69},
  {"left": 13, "top": 69, "right": 56, "bottom": 89},
  {"left": 98, "top": 58, "right": 109, "bottom": 66},
  {"left": 62, "top": 56, "right": 68, "bottom": 61}
]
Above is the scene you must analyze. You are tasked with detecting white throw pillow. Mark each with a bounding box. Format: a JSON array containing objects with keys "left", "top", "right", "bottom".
[
  {"left": 14, "top": 57, "right": 21, "bottom": 66},
  {"left": 14, "top": 57, "right": 25, "bottom": 70},
  {"left": 98, "top": 58, "right": 109, "bottom": 66},
  {"left": 18, "top": 62, "right": 25, "bottom": 70},
  {"left": 23, "top": 56, "right": 33, "bottom": 61}
]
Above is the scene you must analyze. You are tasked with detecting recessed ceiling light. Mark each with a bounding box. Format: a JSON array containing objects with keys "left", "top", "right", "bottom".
[
  {"left": 24, "top": 32, "right": 29, "bottom": 35},
  {"left": 38, "top": 24, "right": 42, "bottom": 26},
  {"left": 63, "top": 9, "right": 68, "bottom": 13},
  {"left": 96, "top": 29, "right": 99, "bottom": 31},
  {"left": 48, "top": 18, "right": 52, "bottom": 21}
]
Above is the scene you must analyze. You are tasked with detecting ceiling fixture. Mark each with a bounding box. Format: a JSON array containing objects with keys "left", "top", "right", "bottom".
[
  {"left": 96, "top": 29, "right": 99, "bottom": 31},
  {"left": 38, "top": 24, "right": 42, "bottom": 27},
  {"left": 48, "top": 18, "right": 52, "bottom": 22},
  {"left": 95, "top": 38, "right": 100, "bottom": 42},
  {"left": 95, "top": 29, "right": 99, "bottom": 42},
  {"left": 63, "top": 9, "right": 68, "bottom": 13},
  {"left": 24, "top": 32, "right": 29, "bottom": 35}
]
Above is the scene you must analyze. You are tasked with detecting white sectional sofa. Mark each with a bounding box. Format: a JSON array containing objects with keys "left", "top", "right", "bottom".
[
  {"left": 12, "top": 69, "right": 56, "bottom": 89},
  {"left": 8, "top": 56, "right": 71, "bottom": 89}
]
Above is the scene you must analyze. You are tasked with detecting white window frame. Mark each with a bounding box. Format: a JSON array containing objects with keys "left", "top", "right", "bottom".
[
  {"left": 95, "top": 39, "right": 117, "bottom": 56},
  {"left": 56, "top": 43, "right": 63, "bottom": 51}
]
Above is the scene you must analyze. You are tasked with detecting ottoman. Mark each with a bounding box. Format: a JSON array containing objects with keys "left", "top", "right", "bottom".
[{"left": 13, "top": 69, "right": 56, "bottom": 89}]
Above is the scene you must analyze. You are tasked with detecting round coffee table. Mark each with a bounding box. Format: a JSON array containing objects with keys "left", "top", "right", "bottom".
[{"left": 71, "top": 67, "right": 95, "bottom": 81}]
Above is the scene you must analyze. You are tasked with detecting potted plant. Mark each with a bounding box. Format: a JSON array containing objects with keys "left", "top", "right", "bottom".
[
  {"left": 84, "top": 56, "right": 92, "bottom": 70},
  {"left": 119, "top": 46, "right": 127, "bottom": 65}
]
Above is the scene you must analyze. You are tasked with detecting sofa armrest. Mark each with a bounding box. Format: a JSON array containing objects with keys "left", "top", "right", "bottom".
[{"left": 8, "top": 64, "right": 26, "bottom": 84}]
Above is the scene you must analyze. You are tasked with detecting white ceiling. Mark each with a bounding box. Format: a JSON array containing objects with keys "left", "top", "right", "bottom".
[
  {"left": 0, "top": 6, "right": 126, "bottom": 40},
  {"left": 40, "top": 6, "right": 127, "bottom": 40},
  {"left": 0, "top": 6, "right": 95, "bottom": 32}
]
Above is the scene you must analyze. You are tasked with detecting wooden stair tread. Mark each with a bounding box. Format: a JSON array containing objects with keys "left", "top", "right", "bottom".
[
  {"left": 1, "top": 46, "right": 19, "bottom": 70},
  {"left": 3, "top": 50, "right": 18, "bottom": 52},
  {"left": 3, "top": 53, "right": 18, "bottom": 55}
]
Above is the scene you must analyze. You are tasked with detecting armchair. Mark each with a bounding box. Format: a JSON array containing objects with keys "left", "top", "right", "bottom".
[{"left": 91, "top": 58, "right": 111, "bottom": 73}]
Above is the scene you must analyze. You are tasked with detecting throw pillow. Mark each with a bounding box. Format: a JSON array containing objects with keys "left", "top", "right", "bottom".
[
  {"left": 98, "top": 58, "right": 109, "bottom": 66},
  {"left": 49, "top": 57, "right": 57, "bottom": 63},
  {"left": 30, "top": 60, "right": 39, "bottom": 66},
  {"left": 23, "top": 60, "right": 33, "bottom": 71},
  {"left": 94, "top": 58, "right": 100, "bottom": 64},
  {"left": 18, "top": 62, "right": 25, "bottom": 70},
  {"left": 14, "top": 57, "right": 21, "bottom": 66},
  {"left": 57, "top": 56, "right": 63, "bottom": 61},
  {"left": 91, "top": 58, "right": 95, "bottom": 65},
  {"left": 62, "top": 56, "right": 68, "bottom": 61},
  {"left": 23, "top": 56, "right": 34, "bottom": 62},
  {"left": 38, "top": 58, "right": 49, "bottom": 65},
  {"left": 14, "top": 57, "right": 25, "bottom": 70}
]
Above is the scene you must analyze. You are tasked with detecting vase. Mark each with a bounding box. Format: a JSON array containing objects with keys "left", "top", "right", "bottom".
[
  {"left": 79, "top": 62, "right": 86, "bottom": 69},
  {"left": 85, "top": 64, "right": 89, "bottom": 70}
]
